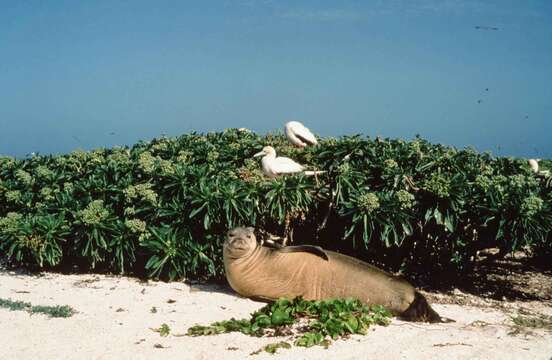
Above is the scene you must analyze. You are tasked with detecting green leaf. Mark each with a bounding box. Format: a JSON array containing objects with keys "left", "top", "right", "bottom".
[
  {"left": 433, "top": 207, "right": 443, "bottom": 225},
  {"left": 270, "top": 308, "right": 291, "bottom": 326},
  {"left": 444, "top": 214, "right": 454, "bottom": 232}
]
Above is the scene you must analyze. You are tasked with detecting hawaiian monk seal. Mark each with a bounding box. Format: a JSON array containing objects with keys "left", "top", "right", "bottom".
[{"left": 224, "top": 227, "right": 448, "bottom": 323}]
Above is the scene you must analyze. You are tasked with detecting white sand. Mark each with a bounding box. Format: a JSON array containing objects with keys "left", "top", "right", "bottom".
[{"left": 0, "top": 269, "right": 551, "bottom": 360}]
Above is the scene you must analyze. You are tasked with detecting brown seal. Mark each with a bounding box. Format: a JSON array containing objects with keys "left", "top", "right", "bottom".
[{"left": 223, "top": 227, "right": 449, "bottom": 323}]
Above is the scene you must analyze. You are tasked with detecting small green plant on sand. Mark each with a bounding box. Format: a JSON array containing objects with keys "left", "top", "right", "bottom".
[
  {"left": 0, "top": 297, "right": 75, "bottom": 318},
  {"left": 186, "top": 297, "right": 391, "bottom": 354},
  {"left": 250, "top": 341, "right": 292, "bottom": 355},
  {"left": 151, "top": 323, "right": 171, "bottom": 337}
]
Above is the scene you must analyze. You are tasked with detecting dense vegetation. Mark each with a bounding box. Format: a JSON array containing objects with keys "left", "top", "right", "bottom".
[{"left": 0, "top": 129, "right": 550, "bottom": 280}]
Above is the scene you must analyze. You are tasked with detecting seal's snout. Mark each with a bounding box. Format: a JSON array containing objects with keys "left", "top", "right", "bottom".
[{"left": 224, "top": 227, "right": 258, "bottom": 260}]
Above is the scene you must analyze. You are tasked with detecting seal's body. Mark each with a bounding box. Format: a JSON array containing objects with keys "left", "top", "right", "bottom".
[{"left": 224, "top": 227, "right": 445, "bottom": 323}]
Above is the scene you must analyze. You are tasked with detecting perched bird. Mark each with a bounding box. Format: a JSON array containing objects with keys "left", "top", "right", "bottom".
[
  {"left": 528, "top": 159, "right": 540, "bottom": 173},
  {"left": 253, "top": 146, "right": 324, "bottom": 178},
  {"left": 284, "top": 121, "right": 318, "bottom": 147}
]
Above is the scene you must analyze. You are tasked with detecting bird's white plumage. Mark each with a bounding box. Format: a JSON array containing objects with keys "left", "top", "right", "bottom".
[
  {"left": 268, "top": 157, "right": 304, "bottom": 173},
  {"left": 254, "top": 146, "right": 306, "bottom": 178},
  {"left": 528, "top": 159, "right": 539, "bottom": 173},
  {"left": 285, "top": 121, "right": 318, "bottom": 147}
]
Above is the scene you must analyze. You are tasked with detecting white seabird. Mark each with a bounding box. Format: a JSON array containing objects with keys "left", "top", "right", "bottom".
[
  {"left": 284, "top": 121, "right": 318, "bottom": 147},
  {"left": 253, "top": 146, "right": 324, "bottom": 178},
  {"left": 528, "top": 158, "right": 550, "bottom": 176},
  {"left": 528, "top": 159, "right": 539, "bottom": 173}
]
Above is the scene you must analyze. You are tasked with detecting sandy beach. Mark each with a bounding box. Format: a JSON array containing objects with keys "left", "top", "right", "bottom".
[{"left": 1, "top": 266, "right": 551, "bottom": 360}]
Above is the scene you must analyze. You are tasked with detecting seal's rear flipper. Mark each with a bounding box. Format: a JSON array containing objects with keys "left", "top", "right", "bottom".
[
  {"left": 400, "top": 291, "right": 453, "bottom": 323},
  {"left": 274, "top": 245, "right": 329, "bottom": 261}
]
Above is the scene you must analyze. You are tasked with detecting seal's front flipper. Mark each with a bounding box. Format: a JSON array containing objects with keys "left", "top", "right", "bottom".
[
  {"left": 262, "top": 240, "right": 284, "bottom": 249},
  {"left": 276, "top": 245, "right": 329, "bottom": 261}
]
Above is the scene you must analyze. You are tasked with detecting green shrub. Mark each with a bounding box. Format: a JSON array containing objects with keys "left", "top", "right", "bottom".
[{"left": 0, "top": 130, "right": 550, "bottom": 280}]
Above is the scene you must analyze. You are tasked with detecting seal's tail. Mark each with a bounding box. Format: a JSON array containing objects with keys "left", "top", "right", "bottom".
[{"left": 400, "top": 291, "right": 455, "bottom": 323}]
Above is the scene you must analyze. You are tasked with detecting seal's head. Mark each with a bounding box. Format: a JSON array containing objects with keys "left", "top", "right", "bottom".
[{"left": 224, "top": 227, "right": 258, "bottom": 259}]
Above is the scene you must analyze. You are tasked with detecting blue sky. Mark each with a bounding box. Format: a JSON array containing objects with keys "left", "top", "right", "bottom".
[{"left": 1, "top": 1, "right": 551, "bottom": 157}]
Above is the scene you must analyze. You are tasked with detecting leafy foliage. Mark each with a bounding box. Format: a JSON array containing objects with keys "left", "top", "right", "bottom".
[
  {"left": 0, "top": 130, "right": 551, "bottom": 279},
  {"left": 186, "top": 297, "right": 392, "bottom": 353}
]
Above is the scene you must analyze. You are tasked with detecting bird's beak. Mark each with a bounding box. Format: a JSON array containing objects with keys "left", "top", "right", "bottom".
[{"left": 253, "top": 151, "right": 265, "bottom": 158}]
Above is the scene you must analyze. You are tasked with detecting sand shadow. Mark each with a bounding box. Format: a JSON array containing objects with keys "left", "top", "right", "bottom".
[
  {"left": 186, "top": 281, "right": 237, "bottom": 296},
  {"left": 414, "top": 254, "right": 552, "bottom": 302},
  {"left": 0, "top": 263, "right": 48, "bottom": 280}
]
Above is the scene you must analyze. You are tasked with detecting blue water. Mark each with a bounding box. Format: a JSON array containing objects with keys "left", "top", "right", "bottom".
[{"left": 1, "top": 1, "right": 551, "bottom": 158}]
